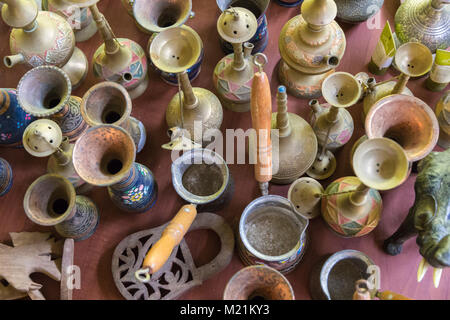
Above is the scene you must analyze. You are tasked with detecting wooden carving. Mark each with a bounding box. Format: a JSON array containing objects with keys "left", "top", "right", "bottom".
[
  {"left": 0, "top": 232, "right": 65, "bottom": 300},
  {"left": 112, "top": 212, "right": 235, "bottom": 300}
]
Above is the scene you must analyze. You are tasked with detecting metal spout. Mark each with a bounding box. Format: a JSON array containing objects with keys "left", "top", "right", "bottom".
[
  {"left": 324, "top": 55, "right": 339, "bottom": 67},
  {"left": 243, "top": 42, "right": 254, "bottom": 59},
  {"left": 309, "top": 99, "right": 322, "bottom": 114},
  {"left": 3, "top": 53, "right": 25, "bottom": 68}
]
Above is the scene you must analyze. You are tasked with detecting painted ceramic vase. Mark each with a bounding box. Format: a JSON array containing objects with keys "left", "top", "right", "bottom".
[
  {"left": 275, "top": 0, "right": 303, "bottom": 7},
  {"left": 217, "top": 0, "right": 270, "bottom": 54},
  {"left": 310, "top": 102, "right": 354, "bottom": 151},
  {"left": 395, "top": 0, "right": 450, "bottom": 53},
  {"left": 24, "top": 174, "right": 99, "bottom": 241},
  {"left": 321, "top": 176, "right": 382, "bottom": 238},
  {"left": 224, "top": 265, "right": 295, "bottom": 300},
  {"left": 42, "top": 0, "right": 97, "bottom": 42},
  {"left": 147, "top": 28, "right": 204, "bottom": 85},
  {"left": 213, "top": 54, "right": 259, "bottom": 112},
  {"left": 93, "top": 38, "right": 148, "bottom": 99},
  {"left": 334, "top": 0, "right": 384, "bottom": 23},
  {"left": 237, "top": 195, "right": 309, "bottom": 274},
  {"left": 0, "top": 89, "right": 35, "bottom": 148},
  {"left": 108, "top": 162, "right": 158, "bottom": 213},
  {"left": 0, "top": 158, "right": 13, "bottom": 197}
]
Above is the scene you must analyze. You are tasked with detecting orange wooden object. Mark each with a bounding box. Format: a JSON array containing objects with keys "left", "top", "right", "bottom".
[
  {"left": 250, "top": 70, "right": 272, "bottom": 184},
  {"left": 376, "top": 291, "right": 412, "bottom": 300},
  {"left": 142, "top": 204, "right": 197, "bottom": 274}
]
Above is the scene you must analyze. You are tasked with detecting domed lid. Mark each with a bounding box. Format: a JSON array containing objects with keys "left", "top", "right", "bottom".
[
  {"left": 23, "top": 119, "right": 63, "bottom": 157},
  {"left": 217, "top": 7, "right": 257, "bottom": 44}
]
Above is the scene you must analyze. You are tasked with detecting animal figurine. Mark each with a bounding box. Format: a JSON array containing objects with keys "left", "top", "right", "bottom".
[{"left": 383, "top": 148, "right": 450, "bottom": 288}]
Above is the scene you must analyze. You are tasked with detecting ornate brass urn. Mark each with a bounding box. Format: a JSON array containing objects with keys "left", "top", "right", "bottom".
[
  {"left": 2, "top": 0, "right": 88, "bottom": 88},
  {"left": 395, "top": 0, "right": 450, "bottom": 53},
  {"left": 278, "top": 0, "right": 346, "bottom": 99},
  {"left": 150, "top": 26, "right": 223, "bottom": 146}
]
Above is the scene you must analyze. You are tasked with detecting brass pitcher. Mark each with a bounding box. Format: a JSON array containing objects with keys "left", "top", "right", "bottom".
[
  {"left": 150, "top": 26, "right": 223, "bottom": 146},
  {"left": 271, "top": 86, "right": 317, "bottom": 184},
  {"left": 2, "top": 0, "right": 88, "bottom": 89},
  {"left": 89, "top": 3, "right": 148, "bottom": 99},
  {"left": 213, "top": 7, "right": 259, "bottom": 112},
  {"left": 24, "top": 173, "right": 99, "bottom": 241},
  {"left": 80, "top": 81, "right": 146, "bottom": 153},
  {"left": 278, "top": 0, "right": 346, "bottom": 98}
]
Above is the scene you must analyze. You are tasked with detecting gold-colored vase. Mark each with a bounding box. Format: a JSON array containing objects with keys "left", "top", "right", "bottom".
[{"left": 278, "top": 0, "right": 346, "bottom": 99}]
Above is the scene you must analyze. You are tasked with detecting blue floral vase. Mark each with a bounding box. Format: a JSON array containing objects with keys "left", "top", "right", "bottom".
[
  {"left": 0, "top": 89, "right": 36, "bottom": 148},
  {"left": 108, "top": 163, "right": 158, "bottom": 213}
]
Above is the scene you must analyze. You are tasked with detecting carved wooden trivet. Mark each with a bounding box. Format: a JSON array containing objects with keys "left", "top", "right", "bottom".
[{"left": 112, "top": 212, "right": 235, "bottom": 300}]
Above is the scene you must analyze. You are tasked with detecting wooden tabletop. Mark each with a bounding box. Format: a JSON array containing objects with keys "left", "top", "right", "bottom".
[{"left": 0, "top": 0, "right": 448, "bottom": 300}]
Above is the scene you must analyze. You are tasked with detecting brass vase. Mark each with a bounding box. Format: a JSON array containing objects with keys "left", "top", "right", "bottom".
[
  {"left": 80, "top": 81, "right": 146, "bottom": 153},
  {"left": 22, "top": 119, "right": 89, "bottom": 192},
  {"left": 363, "top": 42, "right": 433, "bottom": 118},
  {"left": 16, "top": 65, "right": 88, "bottom": 141},
  {"left": 271, "top": 86, "right": 317, "bottom": 184},
  {"left": 278, "top": 0, "right": 346, "bottom": 99},
  {"left": 42, "top": 0, "right": 98, "bottom": 42},
  {"left": 224, "top": 265, "right": 295, "bottom": 300},
  {"left": 24, "top": 173, "right": 99, "bottom": 241},
  {"left": 150, "top": 26, "right": 223, "bottom": 145},
  {"left": 395, "top": 0, "right": 450, "bottom": 53},
  {"left": 365, "top": 94, "right": 439, "bottom": 162},
  {"left": 90, "top": 4, "right": 148, "bottom": 99},
  {"left": 321, "top": 138, "right": 409, "bottom": 237},
  {"left": 2, "top": 0, "right": 88, "bottom": 88},
  {"left": 72, "top": 125, "right": 158, "bottom": 213},
  {"left": 213, "top": 7, "right": 259, "bottom": 112}
]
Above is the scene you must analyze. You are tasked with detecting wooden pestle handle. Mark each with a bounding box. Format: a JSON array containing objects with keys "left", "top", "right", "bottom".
[
  {"left": 250, "top": 63, "right": 272, "bottom": 184},
  {"left": 376, "top": 291, "right": 412, "bottom": 300},
  {"left": 142, "top": 204, "right": 197, "bottom": 274}
]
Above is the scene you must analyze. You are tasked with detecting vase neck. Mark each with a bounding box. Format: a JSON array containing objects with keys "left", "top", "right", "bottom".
[
  {"left": 110, "top": 163, "right": 137, "bottom": 190},
  {"left": 90, "top": 5, "right": 120, "bottom": 55},
  {"left": 276, "top": 87, "right": 291, "bottom": 138},
  {"left": 178, "top": 71, "right": 198, "bottom": 109}
]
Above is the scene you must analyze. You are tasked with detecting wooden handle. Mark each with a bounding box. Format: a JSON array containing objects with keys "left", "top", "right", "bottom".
[
  {"left": 142, "top": 204, "right": 197, "bottom": 274},
  {"left": 376, "top": 290, "right": 412, "bottom": 300},
  {"left": 250, "top": 70, "right": 272, "bottom": 184}
]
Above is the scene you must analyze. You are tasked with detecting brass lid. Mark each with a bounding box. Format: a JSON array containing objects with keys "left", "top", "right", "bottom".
[
  {"left": 395, "top": 42, "right": 433, "bottom": 77},
  {"left": 353, "top": 137, "right": 409, "bottom": 191},
  {"left": 23, "top": 119, "right": 63, "bottom": 157},
  {"left": 288, "top": 177, "right": 324, "bottom": 219},
  {"left": 322, "top": 72, "right": 361, "bottom": 108},
  {"left": 217, "top": 7, "right": 257, "bottom": 44},
  {"left": 306, "top": 150, "right": 337, "bottom": 180},
  {"left": 150, "top": 26, "right": 203, "bottom": 74}
]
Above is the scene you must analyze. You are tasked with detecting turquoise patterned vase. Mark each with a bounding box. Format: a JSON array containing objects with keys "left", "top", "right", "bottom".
[{"left": 108, "top": 163, "right": 158, "bottom": 213}]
